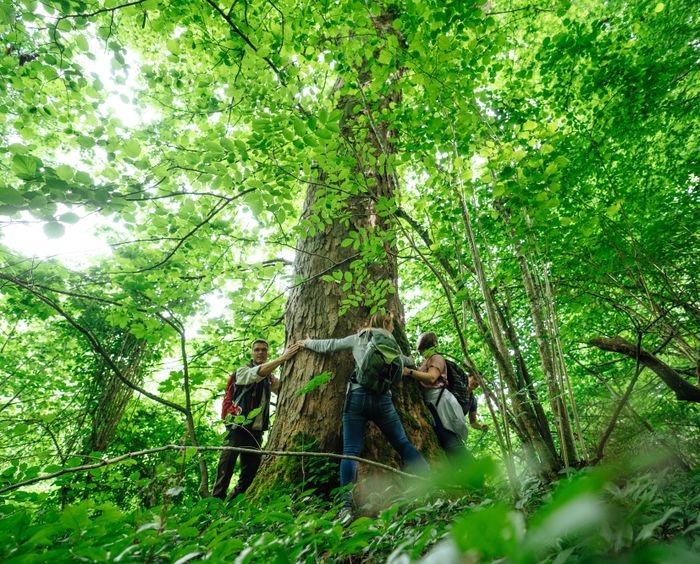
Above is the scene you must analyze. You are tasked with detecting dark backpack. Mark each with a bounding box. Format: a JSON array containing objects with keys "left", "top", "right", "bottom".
[
  {"left": 355, "top": 329, "right": 404, "bottom": 394},
  {"left": 438, "top": 357, "right": 471, "bottom": 415},
  {"left": 220, "top": 366, "right": 270, "bottom": 427}
]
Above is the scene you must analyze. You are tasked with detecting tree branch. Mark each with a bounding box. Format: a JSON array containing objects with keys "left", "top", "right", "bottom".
[
  {"left": 0, "top": 444, "right": 421, "bottom": 494},
  {"left": 593, "top": 334, "right": 644, "bottom": 463},
  {"left": 55, "top": 0, "right": 147, "bottom": 22},
  {"left": 124, "top": 189, "right": 253, "bottom": 274},
  {"left": 589, "top": 336, "right": 700, "bottom": 403},
  {"left": 0, "top": 274, "right": 187, "bottom": 414},
  {"left": 204, "top": 0, "right": 285, "bottom": 83}
]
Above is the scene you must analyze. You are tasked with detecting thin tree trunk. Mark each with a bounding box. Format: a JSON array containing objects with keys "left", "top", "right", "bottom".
[
  {"left": 496, "top": 294, "right": 555, "bottom": 448},
  {"left": 518, "top": 252, "right": 578, "bottom": 465},
  {"left": 572, "top": 356, "right": 691, "bottom": 469},
  {"left": 594, "top": 337, "right": 643, "bottom": 463},
  {"left": 401, "top": 223, "right": 519, "bottom": 493},
  {"left": 456, "top": 186, "right": 560, "bottom": 476},
  {"left": 541, "top": 268, "right": 588, "bottom": 461}
]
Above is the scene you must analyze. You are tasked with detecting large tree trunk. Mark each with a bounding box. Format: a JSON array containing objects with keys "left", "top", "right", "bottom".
[
  {"left": 252, "top": 180, "right": 438, "bottom": 499},
  {"left": 252, "top": 10, "right": 438, "bottom": 500}
]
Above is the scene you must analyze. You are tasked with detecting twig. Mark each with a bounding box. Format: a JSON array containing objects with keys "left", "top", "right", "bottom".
[
  {"left": 123, "top": 189, "right": 254, "bottom": 274},
  {"left": 55, "top": 0, "right": 147, "bottom": 23},
  {"left": 0, "top": 444, "right": 421, "bottom": 494},
  {"left": 204, "top": 0, "right": 285, "bottom": 83}
]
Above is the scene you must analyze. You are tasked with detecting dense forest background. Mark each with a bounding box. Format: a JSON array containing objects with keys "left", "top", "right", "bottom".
[{"left": 1, "top": 0, "right": 699, "bottom": 561}]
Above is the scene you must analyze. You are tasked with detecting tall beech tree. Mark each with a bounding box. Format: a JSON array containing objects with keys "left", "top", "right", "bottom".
[
  {"left": 1, "top": 0, "right": 698, "bottom": 518},
  {"left": 255, "top": 8, "right": 442, "bottom": 493}
]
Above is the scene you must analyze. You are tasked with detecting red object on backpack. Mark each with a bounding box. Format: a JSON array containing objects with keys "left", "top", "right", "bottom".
[{"left": 221, "top": 373, "right": 242, "bottom": 420}]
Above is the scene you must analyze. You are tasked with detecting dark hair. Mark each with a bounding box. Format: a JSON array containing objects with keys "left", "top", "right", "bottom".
[
  {"left": 251, "top": 339, "right": 269, "bottom": 349},
  {"left": 416, "top": 332, "right": 438, "bottom": 353}
]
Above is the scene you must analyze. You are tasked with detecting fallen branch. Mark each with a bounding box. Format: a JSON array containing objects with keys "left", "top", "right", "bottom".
[{"left": 0, "top": 444, "right": 421, "bottom": 494}]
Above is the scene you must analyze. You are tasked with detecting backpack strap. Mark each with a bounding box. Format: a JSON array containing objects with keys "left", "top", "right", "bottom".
[
  {"left": 358, "top": 328, "right": 376, "bottom": 367},
  {"left": 221, "top": 373, "right": 237, "bottom": 420},
  {"left": 348, "top": 330, "right": 372, "bottom": 387},
  {"left": 229, "top": 361, "right": 259, "bottom": 414},
  {"left": 435, "top": 385, "right": 447, "bottom": 407}
]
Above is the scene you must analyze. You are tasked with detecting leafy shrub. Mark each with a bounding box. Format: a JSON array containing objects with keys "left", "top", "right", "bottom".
[{"left": 2, "top": 459, "right": 698, "bottom": 563}]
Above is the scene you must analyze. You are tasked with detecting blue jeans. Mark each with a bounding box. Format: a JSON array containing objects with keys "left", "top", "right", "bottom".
[{"left": 341, "top": 387, "right": 427, "bottom": 507}]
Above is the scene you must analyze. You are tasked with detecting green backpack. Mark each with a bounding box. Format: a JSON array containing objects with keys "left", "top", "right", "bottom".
[{"left": 355, "top": 329, "right": 404, "bottom": 394}]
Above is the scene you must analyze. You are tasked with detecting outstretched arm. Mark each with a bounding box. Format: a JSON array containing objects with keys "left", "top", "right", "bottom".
[
  {"left": 258, "top": 343, "right": 302, "bottom": 377},
  {"left": 236, "top": 344, "right": 302, "bottom": 385},
  {"left": 403, "top": 366, "right": 441, "bottom": 385},
  {"left": 404, "top": 353, "right": 444, "bottom": 385},
  {"left": 296, "top": 334, "right": 358, "bottom": 354}
]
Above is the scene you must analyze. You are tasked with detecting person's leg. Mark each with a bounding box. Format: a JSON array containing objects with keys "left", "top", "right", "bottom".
[
  {"left": 212, "top": 426, "right": 240, "bottom": 499},
  {"left": 340, "top": 388, "right": 369, "bottom": 508},
  {"left": 373, "top": 394, "right": 428, "bottom": 472},
  {"left": 428, "top": 403, "right": 465, "bottom": 458},
  {"left": 230, "top": 429, "right": 263, "bottom": 497}
]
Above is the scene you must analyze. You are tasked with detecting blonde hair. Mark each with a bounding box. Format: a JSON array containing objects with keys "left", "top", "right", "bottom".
[{"left": 368, "top": 310, "right": 394, "bottom": 331}]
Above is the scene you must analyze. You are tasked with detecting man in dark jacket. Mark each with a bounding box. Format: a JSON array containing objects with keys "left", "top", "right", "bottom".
[{"left": 212, "top": 339, "right": 300, "bottom": 500}]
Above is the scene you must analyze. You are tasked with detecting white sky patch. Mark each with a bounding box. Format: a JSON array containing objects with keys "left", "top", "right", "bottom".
[
  {"left": 401, "top": 284, "right": 430, "bottom": 323},
  {"left": 471, "top": 154, "right": 487, "bottom": 178},
  {"left": 79, "top": 34, "right": 158, "bottom": 129},
  {"left": 2, "top": 28, "right": 157, "bottom": 267},
  {"left": 205, "top": 291, "right": 233, "bottom": 319},
  {"left": 2, "top": 208, "right": 114, "bottom": 268}
]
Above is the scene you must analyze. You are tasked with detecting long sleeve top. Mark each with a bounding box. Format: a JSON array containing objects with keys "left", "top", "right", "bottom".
[
  {"left": 220, "top": 362, "right": 274, "bottom": 431},
  {"left": 235, "top": 363, "right": 264, "bottom": 386},
  {"left": 304, "top": 329, "right": 415, "bottom": 368}
]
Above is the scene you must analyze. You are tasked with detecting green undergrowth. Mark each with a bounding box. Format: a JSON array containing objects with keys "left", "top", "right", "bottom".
[
  {"left": 249, "top": 433, "right": 339, "bottom": 500},
  {"left": 1, "top": 459, "right": 699, "bottom": 563}
]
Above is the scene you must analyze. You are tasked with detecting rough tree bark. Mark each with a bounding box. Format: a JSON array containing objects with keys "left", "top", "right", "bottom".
[
  {"left": 252, "top": 10, "right": 439, "bottom": 499},
  {"left": 252, "top": 183, "right": 437, "bottom": 497},
  {"left": 85, "top": 333, "right": 147, "bottom": 453}
]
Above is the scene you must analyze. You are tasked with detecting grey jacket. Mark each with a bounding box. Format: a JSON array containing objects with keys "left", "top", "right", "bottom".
[{"left": 305, "top": 328, "right": 415, "bottom": 370}]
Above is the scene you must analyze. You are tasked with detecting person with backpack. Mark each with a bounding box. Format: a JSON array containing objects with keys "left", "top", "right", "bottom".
[
  {"left": 296, "top": 311, "right": 427, "bottom": 511},
  {"left": 212, "top": 339, "right": 301, "bottom": 500},
  {"left": 404, "top": 332, "right": 468, "bottom": 457}
]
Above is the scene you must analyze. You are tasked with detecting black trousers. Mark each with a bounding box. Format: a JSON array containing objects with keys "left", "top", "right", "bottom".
[
  {"left": 427, "top": 404, "right": 465, "bottom": 458},
  {"left": 212, "top": 426, "right": 263, "bottom": 500}
]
